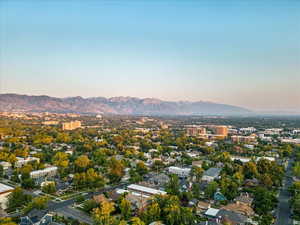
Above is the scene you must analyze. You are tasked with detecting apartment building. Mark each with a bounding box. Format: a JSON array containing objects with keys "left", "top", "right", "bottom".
[
  {"left": 186, "top": 125, "right": 206, "bottom": 137},
  {"left": 62, "top": 120, "right": 81, "bottom": 130},
  {"left": 168, "top": 166, "right": 191, "bottom": 178},
  {"left": 30, "top": 166, "right": 58, "bottom": 179},
  {"left": 231, "top": 134, "right": 256, "bottom": 143}
]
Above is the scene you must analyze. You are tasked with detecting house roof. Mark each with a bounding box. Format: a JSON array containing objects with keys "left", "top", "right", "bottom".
[
  {"left": 197, "top": 201, "right": 210, "bottom": 209},
  {"left": 203, "top": 168, "right": 221, "bottom": 177},
  {"left": 222, "top": 203, "right": 255, "bottom": 216},
  {"left": 0, "top": 183, "right": 14, "bottom": 194},
  {"left": 217, "top": 209, "right": 248, "bottom": 224},
  {"left": 205, "top": 208, "right": 220, "bottom": 217},
  {"left": 127, "top": 184, "right": 166, "bottom": 195}
]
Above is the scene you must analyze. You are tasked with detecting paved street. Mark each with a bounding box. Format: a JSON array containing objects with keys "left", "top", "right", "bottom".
[
  {"left": 275, "top": 158, "right": 294, "bottom": 225},
  {"left": 8, "top": 183, "right": 127, "bottom": 223},
  {"left": 54, "top": 206, "right": 93, "bottom": 224}
]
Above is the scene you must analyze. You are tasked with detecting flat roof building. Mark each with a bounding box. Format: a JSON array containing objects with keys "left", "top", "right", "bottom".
[
  {"left": 0, "top": 183, "right": 14, "bottom": 209},
  {"left": 127, "top": 184, "right": 166, "bottom": 196}
]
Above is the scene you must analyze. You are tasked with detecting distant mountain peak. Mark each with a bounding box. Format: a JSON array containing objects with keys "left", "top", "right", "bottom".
[{"left": 0, "top": 93, "right": 251, "bottom": 115}]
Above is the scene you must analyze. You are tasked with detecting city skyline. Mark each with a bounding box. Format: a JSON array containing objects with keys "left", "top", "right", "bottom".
[{"left": 0, "top": 0, "right": 299, "bottom": 112}]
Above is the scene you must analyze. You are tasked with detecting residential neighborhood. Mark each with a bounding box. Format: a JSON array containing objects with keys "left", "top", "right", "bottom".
[{"left": 0, "top": 112, "right": 299, "bottom": 225}]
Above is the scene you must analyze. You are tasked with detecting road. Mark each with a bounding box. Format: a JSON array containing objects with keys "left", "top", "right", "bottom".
[
  {"left": 9, "top": 183, "right": 127, "bottom": 224},
  {"left": 275, "top": 158, "right": 293, "bottom": 225},
  {"left": 54, "top": 206, "right": 93, "bottom": 224}
]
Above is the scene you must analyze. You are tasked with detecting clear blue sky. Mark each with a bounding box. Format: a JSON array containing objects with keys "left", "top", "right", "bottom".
[{"left": 0, "top": 0, "right": 299, "bottom": 112}]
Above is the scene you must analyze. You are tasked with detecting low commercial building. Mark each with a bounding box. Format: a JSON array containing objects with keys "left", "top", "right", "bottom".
[
  {"left": 127, "top": 184, "right": 166, "bottom": 196},
  {"left": 0, "top": 183, "right": 14, "bottom": 209}
]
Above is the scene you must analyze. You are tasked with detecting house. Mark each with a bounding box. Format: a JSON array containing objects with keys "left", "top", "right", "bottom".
[
  {"left": 125, "top": 192, "right": 149, "bottom": 210},
  {"left": 20, "top": 209, "right": 53, "bottom": 225},
  {"left": 243, "top": 178, "right": 259, "bottom": 187},
  {"left": 234, "top": 193, "right": 253, "bottom": 206},
  {"left": 196, "top": 201, "right": 211, "bottom": 215},
  {"left": 214, "top": 191, "right": 227, "bottom": 201},
  {"left": 192, "top": 161, "right": 203, "bottom": 168},
  {"left": 93, "top": 194, "right": 109, "bottom": 204},
  {"left": 149, "top": 222, "right": 165, "bottom": 225},
  {"left": 202, "top": 168, "right": 221, "bottom": 182},
  {"left": 144, "top": 173, "right": 170, "bottom": 188},
  {"left": 222, "top": 202, "right": 255, "bottom": 217},
  {"left": 204, "top": 208, "right": 248, "bottom": 225}
]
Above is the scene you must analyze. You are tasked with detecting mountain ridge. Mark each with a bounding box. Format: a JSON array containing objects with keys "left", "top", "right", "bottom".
[{"left": 0, "top": 93, "right": 251, "bottom": 115}]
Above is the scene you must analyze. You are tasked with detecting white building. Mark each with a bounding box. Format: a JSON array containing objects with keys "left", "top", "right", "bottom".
[
  {"left": 0, "top": 183, "right": 14, "bottom": 209},
  {"left": 281, "top": 138, "right": 300, "bottom": 144},
  {"left": 231, "top": 156, "right": 251, "bottom": 163},
  {"left": 127, "top": 184, "right": 166, "bottom": 196},
  {"left": 15, "top": 157, "right": 40, "bottom": 168},
  {"left": 240, "top": 127, "right": 256, "bottom": 133},
  {"left": 168, "top": 166, "right": 191, "bottom": 177},
  {"left": 244, "top": 144, "right": 254, "bottom": 150},
  {"left": 30, "top": 166, "right": 58, "bottom": 179}
]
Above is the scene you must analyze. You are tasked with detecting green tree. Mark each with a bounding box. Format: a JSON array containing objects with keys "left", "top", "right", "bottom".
[
  {"left": 75, "top": 155, "right": 90, "bottom": 170},
  {"left": 42, "top": 183, "right": 56, "bottom": 194},
  {"left": 119, "top": 198, "right": 132, "bottom": 220},
  {"left": 131, "top": 217, "right": 145, "bottom": 225},
  {"left": 165, "top": 174, "right": 180, "bottom": 196},
  {"left": 92, "top": 200, "right": 115, "bottom": 225},
  {"left": 7, "top": 187, "right": 32, "bottom": 210},
  {"left": 204, "top": 181, "right": 218, "bottom": 199}
]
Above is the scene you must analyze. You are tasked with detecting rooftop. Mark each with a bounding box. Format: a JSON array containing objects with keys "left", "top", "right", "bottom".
[
  {"left": 205, "top": 208, "right": 220, "bottom": 217},
  {"left": 0, "top": 183, "right": 14, "bottom": 194},
  {"left": 203, "top": 167, "right": 221, "bottom": 177},
  {"left": 127, "top": 184, "right": 166, "bottom": 195}
]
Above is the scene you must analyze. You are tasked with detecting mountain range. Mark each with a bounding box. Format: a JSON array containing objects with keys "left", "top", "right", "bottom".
[{"left": 0, "top": 94, "right": 251, "bottom": 115}]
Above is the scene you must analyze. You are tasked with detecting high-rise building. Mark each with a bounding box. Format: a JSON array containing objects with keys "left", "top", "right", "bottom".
[{"left": 62, "top": 120, "right": 81, "bottom": 130}]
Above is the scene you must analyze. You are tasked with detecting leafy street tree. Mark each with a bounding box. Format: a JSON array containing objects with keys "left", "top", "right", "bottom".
[
  {"left": 42, "top": 183, "right": 56, "bottom": 194},
  {"left": 7, "top": 187, "right": 32, "bottom": 210},
  {"left": 119, "top": 197, "right": 132, "bottom": 220},
  {"left": 131, "top": 217, "right": 145, "bottom": 225},
  {"left": 52, "top": 152, "right": 69, "bottom": 168},
  {"left": 93, "top": 199, "right": 115, "bottom": 225},
  {"left": 75, "top": 155, "right": 90, "bottom": 170},
  {"left": 204, "top": 181, "right": 218, "bottom": 199}
]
